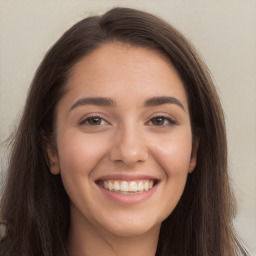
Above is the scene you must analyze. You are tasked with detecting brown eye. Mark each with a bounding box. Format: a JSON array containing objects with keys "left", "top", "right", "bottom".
[
  {"left": 151, "top": 117, "right": 165, "bottom": 125},
  {"left": 88, "top": 117, "right": 102, "bottom": 125},
  {"left": 148, "top": 116, "right": 177, "bottom": 126},
  {"left": 80, "top": 116, "right": 109, "bottom": 126}
]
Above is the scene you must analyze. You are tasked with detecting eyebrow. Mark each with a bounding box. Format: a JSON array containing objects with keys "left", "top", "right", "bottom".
[
  {"left": 70, "top": 97, "right": 116, "bottom": 111},
  {"left": 144, "top": 96, "right": 185, "bottom": 111},
  {"left": 70, "top": 96, "right": 185, "bottom": 111}
]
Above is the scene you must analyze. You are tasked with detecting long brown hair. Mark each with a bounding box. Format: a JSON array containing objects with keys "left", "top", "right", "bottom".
[{"left": 0, "top": 7, "right": 249, "bottom": 256}]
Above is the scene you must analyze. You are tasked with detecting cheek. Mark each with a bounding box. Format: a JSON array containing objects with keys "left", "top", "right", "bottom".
[
  {"left": 150, "top": 130, "right": 193, "bottom": 175},
  {"left": 148, "top": 130, "right": 192, "bottom": 219},
  {"left": 55, "top": 130, "right": 111, "bottom": 212},
  {"left": 56, "top": 130, "right": 110, "bottom": 175}
]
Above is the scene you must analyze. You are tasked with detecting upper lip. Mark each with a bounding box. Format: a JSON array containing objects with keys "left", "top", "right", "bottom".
[{"left": 95, "top": 174, "right": 159, "bottom": 182}]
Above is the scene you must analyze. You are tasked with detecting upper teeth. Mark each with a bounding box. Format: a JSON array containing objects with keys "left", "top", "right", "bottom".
[{"left": 99, "top": 180, "right": 154, "bottom": 193}]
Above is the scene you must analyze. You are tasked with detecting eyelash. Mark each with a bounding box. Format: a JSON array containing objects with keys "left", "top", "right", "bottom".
[
  {"left": 79, "top": 115, "right": 178, "bottom": 127},
  {"left": 146, "top": 116, "right": 178, "bottom": 126},
  {"left": 79, "top": 115, "right": 109, "bottom": 126}
]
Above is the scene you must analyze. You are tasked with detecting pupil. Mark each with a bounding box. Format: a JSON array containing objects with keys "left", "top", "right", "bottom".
[
  {"left": 153, "top": 117, "right": 164, "bottom": 125},
  {"left": 89, "top": 117, "right": 101, "bottom": 125}
]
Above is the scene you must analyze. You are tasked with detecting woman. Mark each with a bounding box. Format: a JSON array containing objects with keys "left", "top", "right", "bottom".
[{"left": 0, "top": 7, "right": 249, "bottom": 256}]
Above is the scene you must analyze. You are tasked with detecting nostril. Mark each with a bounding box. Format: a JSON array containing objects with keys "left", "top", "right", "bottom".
[{"left": 109, "top": 141, "right": 148, "bottom": 165}]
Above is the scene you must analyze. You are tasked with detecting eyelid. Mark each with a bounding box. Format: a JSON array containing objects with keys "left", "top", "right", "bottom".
[
  {"left": 79, "top": 113, "right": 111, "bottom": 126},
  {"left": 78, "top": 112, "right": 178, "bottom": 127},
  {"left": 146, "top": 114, "right": 178, "bottom": 126}
]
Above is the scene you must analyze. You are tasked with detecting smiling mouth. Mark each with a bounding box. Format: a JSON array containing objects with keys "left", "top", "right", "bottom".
[{"left": 97, "top": 180, "right": 158, "bottom": 194}]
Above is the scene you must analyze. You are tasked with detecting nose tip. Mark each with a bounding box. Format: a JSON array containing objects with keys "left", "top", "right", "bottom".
[{"left": 110, "top": 131, "right": 148, "bottom": 166}]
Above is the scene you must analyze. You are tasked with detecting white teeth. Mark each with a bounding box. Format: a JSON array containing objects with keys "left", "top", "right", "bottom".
[
  {"left": 129, "top": 181, "right": 137, "bottom": 192},
  {"left": 99, "top": 180, "right": 155, "bottom": 193},
  {"left": 109, "top": 181, "right": 113, "bottom": 191},
  {"left": 114, "top": 181, "right": 120, "bottom": 191},
  {"left": 144, "top": 182, "right": 149, "bottom": 191},
  {"left": 120, "top": 181, "right": 129, "bottom": 192},
  {"left": 138, "top": 181, "right": 144, "bottom": 192},
  {"left": 149, "top": 181, "right": 153, "bottom": 189}
]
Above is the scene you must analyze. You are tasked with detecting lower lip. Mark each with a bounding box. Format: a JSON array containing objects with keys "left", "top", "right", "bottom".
[{"left": 97, "top": 183, "right": 158, "bottom": 205}]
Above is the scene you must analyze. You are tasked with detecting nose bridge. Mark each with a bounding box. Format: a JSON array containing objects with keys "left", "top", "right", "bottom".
[{"left": 110, "top": 121, "right": 148, "bottom": 165}]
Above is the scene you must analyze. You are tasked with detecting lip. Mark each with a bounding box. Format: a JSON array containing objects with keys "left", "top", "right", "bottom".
[
  {"left": 96, "top": 174, "right": 158, "bottom": 181},
  {"left": 95, "top": 174, "right": 159, "bottom": 205}
]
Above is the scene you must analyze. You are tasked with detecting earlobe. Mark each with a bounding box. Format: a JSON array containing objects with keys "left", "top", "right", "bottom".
[
  {"left": 46, "top": 144, "right": 60, "bottom": 175},
  {"left": 188, "top": 136, "right": 200, "bottom": 173},
  {"left": 49, "top": 163, "right": 60, "bottom": 175}
]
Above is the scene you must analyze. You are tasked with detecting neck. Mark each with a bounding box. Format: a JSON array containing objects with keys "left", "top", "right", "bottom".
[{"left": 67, "top": 208, "right": 160, "bottom": 256}]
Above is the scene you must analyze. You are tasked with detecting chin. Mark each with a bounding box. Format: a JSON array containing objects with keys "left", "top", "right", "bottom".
[{"left": 98, "top": 214, "right": 162, "bottom": 238}]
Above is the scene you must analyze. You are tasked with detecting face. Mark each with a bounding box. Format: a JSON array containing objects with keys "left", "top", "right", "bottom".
[{"left": 48, "top": 43, "right": 198, "bottom": 238}]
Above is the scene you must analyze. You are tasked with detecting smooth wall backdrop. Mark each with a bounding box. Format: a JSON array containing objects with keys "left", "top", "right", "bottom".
[{"left": 0, "top": 0, "right": 255, "bottom": 254}]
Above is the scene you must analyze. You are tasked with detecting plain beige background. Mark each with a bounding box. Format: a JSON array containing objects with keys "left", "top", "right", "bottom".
[{"left": 0, "top": 0, "right": 255, "bottom": 254}]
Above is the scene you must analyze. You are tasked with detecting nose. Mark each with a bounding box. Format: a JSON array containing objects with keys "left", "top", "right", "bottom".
[{"left": 110, "top": 126, "right": 148, "bottom": 166}]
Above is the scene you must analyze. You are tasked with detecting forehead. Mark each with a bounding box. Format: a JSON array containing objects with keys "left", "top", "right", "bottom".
[
  {"left": 63, "top": 42, "right": 188, "bottom": 109},
  {"left": 69, "top": 42, "right": 176, "bottom": 81}
]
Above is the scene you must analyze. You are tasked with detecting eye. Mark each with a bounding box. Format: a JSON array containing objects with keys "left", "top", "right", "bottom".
[
  {"left": 80, "top": 116, "right": 109, "bottom": 126},
  {"left": 147, "top": 116, "right": 177, "bottom": 126}
]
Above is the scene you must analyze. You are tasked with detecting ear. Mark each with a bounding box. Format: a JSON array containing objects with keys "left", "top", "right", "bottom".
[
  {"left": 188, "top": 136, "right": 200, "bottom": 173},
  {"left": 46, "top": 144, "right": 60, "bottom": 175}
]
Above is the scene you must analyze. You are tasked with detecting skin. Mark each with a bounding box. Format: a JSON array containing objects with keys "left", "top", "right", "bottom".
[{"left": 47, "top": 42, "right": 199, "bottom": 256}]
